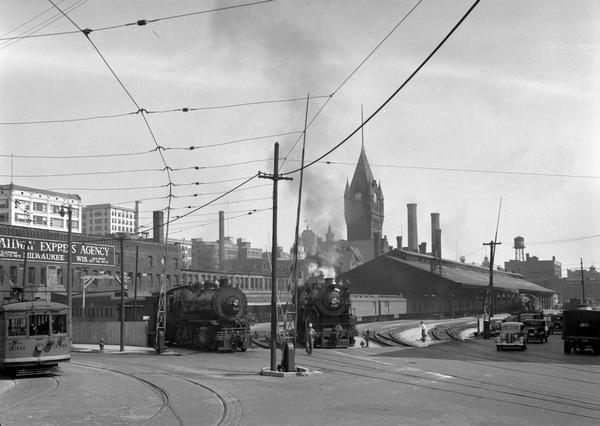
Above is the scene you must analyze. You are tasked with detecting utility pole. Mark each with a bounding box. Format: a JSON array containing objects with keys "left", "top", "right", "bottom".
[
  {"left": 482, "top": 198, "right": 502, "bottom": 338},
  {"left": 60, "top": 206, "right": 73, "bottom": 342},
  {"left": 134, "top": 245, "right": 139, "bottom": 320},
  {"left": 119, "top": 234, "right": 125, "bottom": 352},
  {"left": 259, "top": 142, "right": 292, "bottom": 371},
  {"left": 580, "top": 258, "right": 585, "bottom": 302}
]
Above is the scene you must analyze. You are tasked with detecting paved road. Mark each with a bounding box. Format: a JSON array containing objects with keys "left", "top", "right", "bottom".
[{"left": 1, "top": 332, "right": 599, "bottom": 425}]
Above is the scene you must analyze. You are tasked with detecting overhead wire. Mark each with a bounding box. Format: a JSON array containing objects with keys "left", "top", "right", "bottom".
[
  {"left": 0, "top": 149, "right": 154, "bottom": 159},
  {"left": 0, "top": 111, "right": 139, "bottom": 126},
  {"left": 0, "top": 0, "right": 274, "bottom": 41},
  {"left": 281, "top": 0, "right": 481, "bottom": 176},
  {"left": 280, "top": 0, "right": 424, "bottom": 168}
]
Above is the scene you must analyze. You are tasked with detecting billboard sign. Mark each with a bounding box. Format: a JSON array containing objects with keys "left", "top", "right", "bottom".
[{"left": 0, "top": 235, "right": 115, "bottom": 266}]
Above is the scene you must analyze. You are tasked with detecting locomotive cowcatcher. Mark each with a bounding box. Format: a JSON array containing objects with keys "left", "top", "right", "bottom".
[
  {"left": 297, "top": 277, "right": 357, "bottom": 349},
  {"left": 0, "top": 294, "right": 71, "bottom": 376},
  {"left": 165, "top": 279, "right": 252, "bottom": 352}
]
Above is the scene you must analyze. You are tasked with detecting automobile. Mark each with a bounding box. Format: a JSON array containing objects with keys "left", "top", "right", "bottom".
[
  {"left": 550, "top": 314, "right": 563, "bottom": 333},
  {"left": 496, "top": 322, "right": 527, "bottom": 351},
  {"left": 523, "top": 319, "right": 549, "bottom": 343}
]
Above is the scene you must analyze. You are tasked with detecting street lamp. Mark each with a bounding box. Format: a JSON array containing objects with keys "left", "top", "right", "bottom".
[{"left": 59, "top": 205, "right": 73, "bottom": 340}]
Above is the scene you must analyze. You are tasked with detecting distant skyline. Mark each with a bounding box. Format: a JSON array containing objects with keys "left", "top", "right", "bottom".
[{"left": 1, "top": 1, "right": 598, "bottom": 274}]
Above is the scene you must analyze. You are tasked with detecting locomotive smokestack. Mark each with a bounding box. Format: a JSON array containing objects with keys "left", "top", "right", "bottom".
[
  {"left": 431, "top": 212, "right": 440, "bottom": 258},
  {"left": 218, "top": 210, "right": 225, "bottom": 268},
  {"left": 407, "top": 203, "right": 418, "bottom": 252},
  {"left": 152, "top": 210, "right": 164, "bottom": 243}
]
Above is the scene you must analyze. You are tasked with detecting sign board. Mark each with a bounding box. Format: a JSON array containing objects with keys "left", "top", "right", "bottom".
[{"left": 0, "top": 235, "right": 115, "bottom": 266}]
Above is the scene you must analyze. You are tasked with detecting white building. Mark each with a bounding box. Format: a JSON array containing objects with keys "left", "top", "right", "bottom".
[
  {"left": 82, "top": 203, "right": 136, "bottom": 236},
  {"left": 0, "top": 183, "right": 82, "bottom": 233}
]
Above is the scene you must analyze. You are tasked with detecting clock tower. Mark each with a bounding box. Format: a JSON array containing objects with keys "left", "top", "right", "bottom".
[{"left": 344, "top": 146, "right": 384, "bottom": 241}]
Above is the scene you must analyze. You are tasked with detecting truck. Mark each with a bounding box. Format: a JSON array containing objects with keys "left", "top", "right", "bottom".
[{"left": 562, "top": 306, "right": 600, "bottom": 355}]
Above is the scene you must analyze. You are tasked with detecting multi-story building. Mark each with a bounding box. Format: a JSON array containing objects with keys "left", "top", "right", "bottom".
[
  {"left": 504, "top": 253, "right": 562, "bottom": 282},
  {"left": 0, "top": 183, "right": 81, "bottom": 233},
  {"left": 82, "top": 203, "right": 136, "bottom": 236}
]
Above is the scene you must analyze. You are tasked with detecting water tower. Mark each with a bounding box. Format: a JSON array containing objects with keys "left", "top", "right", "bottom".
[{"left": 514, "top": 236, "right": 525, "bottom": 261}]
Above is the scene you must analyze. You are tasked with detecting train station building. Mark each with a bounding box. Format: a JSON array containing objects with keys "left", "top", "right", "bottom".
[{"left": 340, "top": 248, "right": 556, "bottom": 318}]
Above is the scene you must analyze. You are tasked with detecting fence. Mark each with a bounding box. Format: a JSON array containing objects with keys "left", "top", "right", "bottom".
[{"left": 72, "top": 320, "right": 148, "bottom": 346}]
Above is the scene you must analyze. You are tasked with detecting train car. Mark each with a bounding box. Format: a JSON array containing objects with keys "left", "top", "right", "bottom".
[
  {"left": 297, "top": 277, "right": 357, "bottom": 349},
  {"left": 0, "top": 299, "right": 71, "bottom": 376},
  {"left": 563, "top": 305, "right": 600, "bottom": 355},
  {"left": 165, "top": 279, "right": 252, "bottom": 352}
]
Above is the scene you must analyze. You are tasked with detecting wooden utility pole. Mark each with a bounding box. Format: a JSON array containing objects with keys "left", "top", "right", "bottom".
[
  {"left": 482, "top": 198, "right": 502, "bottom": 338},
  {"left": 119, "top": 234, "right": 125, "bottom": 352},
  {"left": 259, "top": 142, "right": 292, "bottom": 371}
]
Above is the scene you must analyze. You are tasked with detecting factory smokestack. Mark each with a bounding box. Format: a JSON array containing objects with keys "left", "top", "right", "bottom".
[
  {"left": 153, "top": 210, "right": 164, "bottom": 243},
  {"left": 431, "top": 212, "right": 440, "bottom": 258},
  {"left": 218, "top": 210, "right": 225, "bottom": 268},
  {"left": 407, "top": 203, "right": 418, "bottom": 252},
  {"left": 434, "top": 229, "right": 442, "bottom": 259}
]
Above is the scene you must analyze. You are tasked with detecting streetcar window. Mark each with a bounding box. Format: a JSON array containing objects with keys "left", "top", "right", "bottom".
[
  {"left": 8, "top": 318, "right": 27, "bottom": 336},
  {"left": 29, "top": 314, "right": 50, "bottom": 336},
  {"left": 51, "top": 314, "right": 67, "bottom": 334}
]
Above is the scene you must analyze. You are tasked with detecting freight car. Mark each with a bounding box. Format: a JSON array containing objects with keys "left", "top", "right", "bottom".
[
  {"left": 165, "top": 279, "right": 252, "bottom": 352},
  {"left": 563, "top": 305, "right": 600, "bottom": 355},
  {"left": 0, "top": 299, "right": 71, "bottom": 376},
  {"left": 297, "top": 277, "right": 357, "bottom": 348}
]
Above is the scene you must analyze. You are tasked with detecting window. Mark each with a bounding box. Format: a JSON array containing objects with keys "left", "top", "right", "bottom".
[
  {"left": 9, "top": 266, "right": 17, "bottom": 284},
  {"left": 33, "top": 202, "right": 46, "bottom": 212},
  {"left": 51, "top": 314, "right": 67, "bottom": 334},
  {"left": 29, "top": 314, "right": 50, "bottom": 336},
  {"left": 14, "top": 213, "right": 30, "bottom": 223},
  {"left": 8, "top": 318, "right": 27, "bottom": 336},
  {"left": 40, "top": 267, "right": 47, "bottom": 285},
  {"left": 50, "top": 217, "right": 64, "bottom": 228},
  {"left": 71, "top": 220, "right": 79, "bottom": 230},
  {"left": 0, "top": 213, "right": 8, "bottom": 223},
  {"left": 0, "top": 198, "right": 9, "bottom": 208},
  {"left": 148, "top": 256, "right": 153, "bottom": 267},
  {"left": 28, "top": 267, "right": 35, "bottom": 284},
  {"left": 51, "top": 205, "right": 62, "bottom": 214},
  {"left": 0, "top": 265, "right": 4, "bottom": 284},
  {"left": 33, "top": 216, "right": 47, "bottom": 226}
]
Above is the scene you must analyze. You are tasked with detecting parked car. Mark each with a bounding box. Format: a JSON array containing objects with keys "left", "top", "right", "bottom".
[
  {"left": 496, "top": 322, "right": 527, "bottom": 351},
  {"left": 523, "top": 319, "right": 549, "bottom": 343}
]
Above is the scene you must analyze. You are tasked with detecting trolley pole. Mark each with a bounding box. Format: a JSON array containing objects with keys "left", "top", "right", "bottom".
[{"left": 259, "top": 142, "right": 292, "bottom": 371}]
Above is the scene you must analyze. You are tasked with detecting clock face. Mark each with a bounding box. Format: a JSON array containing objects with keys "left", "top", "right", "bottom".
[{"left": 354, "top": 192, "right": 362, "bottom": 201}]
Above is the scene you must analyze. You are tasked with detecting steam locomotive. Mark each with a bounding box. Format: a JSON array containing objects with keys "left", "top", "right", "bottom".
[
  {"left": 297, "top": 277, "right": 357, "bottom": 348},
  {"left": 165, "top": 279, "right": 252, "bottom": 352}
]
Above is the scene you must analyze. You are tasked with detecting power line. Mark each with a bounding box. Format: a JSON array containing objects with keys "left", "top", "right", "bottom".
[
  {"left": 281, "top": 0, "right": 424, "bottom": 167},
  {"left": 172, "top": 184, "right": 271, "bottom": 198},
  {"left": 163, "top": 131, "right": 302, "bottom": 151},
  {"left": 0, "top": 0, "right": 275, "bottom": 41},
  {"left": 281, "top": 0, "right": 481, "bottom": 176},
  {"left": 312, "top": 160, "right": 600, "bottom": 180},
  {"left": 0, "top": 148, "right": 154, "bottom": 159},
  {"left": 527, "top": 235, "right": 600, "bottom": 245},
  {"left": 0, "top": 111, "right": 139, "bottom": 125}
]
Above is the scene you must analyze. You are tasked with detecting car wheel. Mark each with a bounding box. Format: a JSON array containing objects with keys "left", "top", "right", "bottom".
[
  {"left": 496, "top": 346, "right": 500, "bottom": 351},
  {"left": 564, "top": 341, "right": 571, "bottom": 354}
]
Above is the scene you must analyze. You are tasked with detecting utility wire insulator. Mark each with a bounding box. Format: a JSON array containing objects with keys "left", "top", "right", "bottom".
[
  {"left": 137, "top": 20, "right": 148, "bottom": 26},
  {"left": 82, "top": 28, "right": 92, "bottom": 36},
  {"left": 189, "top": 146, "right": 195, "bottom": 150},
  {"left": 182, "top": 108, "right": 189, "bottom": 112}
]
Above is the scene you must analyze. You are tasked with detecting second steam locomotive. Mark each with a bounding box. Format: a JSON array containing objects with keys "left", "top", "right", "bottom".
[
  {"left": 297, "top": 277, "right": 357, "bottom": 348},
  {"left": 165, "top": 279, "right": 252, "bottom": 352}
]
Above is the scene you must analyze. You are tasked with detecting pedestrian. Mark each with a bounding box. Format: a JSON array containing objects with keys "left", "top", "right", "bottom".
[
  {"left": 420, "top": 321, "right": 427, "bottom": 343},
  {"left": 306, "top": 322, "right": 315, "bottom": 355}
]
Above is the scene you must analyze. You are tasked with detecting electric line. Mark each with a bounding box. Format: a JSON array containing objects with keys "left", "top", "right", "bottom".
[
  {"left": 280, "top": 0, "right": 424, "bottom": 167},
  {"left": 281, "top": 0, "right": 480, "bottom": 176},
  {"left": 312, "top": 160, "right": 600, "bottom": 180},
  {"left": 163, "top": 132, "right": 303, "bottom": 151},
  {"left": 173, "top": 184, "right": 271, "bottom": 198},
  {"left": 1, "top": 168, "right": 162, "bottom": 178},
  {"left": 0, "top": 148, "right": 154, "bottom": 159},
  {"left": 527, "top": 235, "right": 600, "bottom": 245},
  {"left": 0, "top": 111, "right": 139, "bottom": 125},
  {"left": 1, "top": 0, "right": 275, "bottom": 41}
]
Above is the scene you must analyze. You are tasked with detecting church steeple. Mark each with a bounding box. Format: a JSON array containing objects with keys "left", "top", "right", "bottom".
[{"left": 344, "top": 145, "right": 384, "bottom": 241}]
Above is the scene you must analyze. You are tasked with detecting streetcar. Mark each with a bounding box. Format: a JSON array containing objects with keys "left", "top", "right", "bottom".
[{"left": 0, "top": 299, "right": 71, "bottom": 376}]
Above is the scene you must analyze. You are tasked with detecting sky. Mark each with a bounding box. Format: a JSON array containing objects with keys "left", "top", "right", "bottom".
[{"left": 1, "top": 0, "right": 599, "bottom": 275}]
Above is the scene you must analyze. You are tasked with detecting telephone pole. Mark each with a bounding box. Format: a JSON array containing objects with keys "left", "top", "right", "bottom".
[
  {"left": 259, "top": 142, "right": 292, "bottom": 372},
  {"left": 580, "top": 258, "right": 585, "bottom": 302}
]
